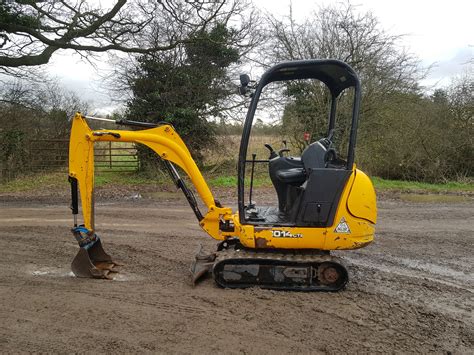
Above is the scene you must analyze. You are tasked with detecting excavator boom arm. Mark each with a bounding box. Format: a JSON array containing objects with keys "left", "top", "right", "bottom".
[{"left": 69, "top": 113, "right": 232, "bottom": 236}]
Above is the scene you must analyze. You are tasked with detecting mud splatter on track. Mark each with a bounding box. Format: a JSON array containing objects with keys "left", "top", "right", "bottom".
[{"left": 0, "top": 194, "right": 472, "bottom": 353}]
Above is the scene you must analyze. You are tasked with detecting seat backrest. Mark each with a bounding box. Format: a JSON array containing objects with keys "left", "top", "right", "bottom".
[{"left": 301, "top": 140, "right": 327, "bottom": 171}]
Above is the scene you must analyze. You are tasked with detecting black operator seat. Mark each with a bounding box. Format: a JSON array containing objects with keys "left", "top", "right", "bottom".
[
  {"left": 268, "top": 139, "right": 331, "bottom": 214},
  {"left": 268, "top": 154, "right": 305, "bottom": 213},
  {"left": 270, "top": 155, "right": 305, "bottom": 186},
  {"left": 274, "top": 139, "right": 329, "bottom": 185},
  {"left": 275, "top": 164, "right": 306, "bottom": 185}
]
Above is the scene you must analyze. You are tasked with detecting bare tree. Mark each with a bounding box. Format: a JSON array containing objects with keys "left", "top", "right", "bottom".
[
  {"left": 448, "top": 70, "right": 474, "bottom": 128},
  {"left": 0, "top": 0, "right": 241, "bottom": 71},
  {"left": 260, "top": 2, "right": 424, "bottom": 157},
  {"left": 266, "top": 2, "right": 423, "bottom": 103},
  {"left": 107, "top": 0, "right": 261, "bottom": 165},
  {"left": 0, "top": 77, "right": 89, "bottom": 181},
  {"left": 108, "top": 0, "right": 261, "bottom": 113}
]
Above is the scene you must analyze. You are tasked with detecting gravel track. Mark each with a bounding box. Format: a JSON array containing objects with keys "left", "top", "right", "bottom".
[{"left": 0, "top": 191, "right": 472, "bottom": 353}]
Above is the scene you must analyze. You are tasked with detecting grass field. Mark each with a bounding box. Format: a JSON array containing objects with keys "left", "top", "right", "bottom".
[
  {"left": 1, "top": 168, "right": 472, "bottom": 195},
  {"left": 1, "top": 134, "right": 472, "bottom": 194}
]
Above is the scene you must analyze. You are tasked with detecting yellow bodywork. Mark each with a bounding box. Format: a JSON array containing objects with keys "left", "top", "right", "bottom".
[
  {"left": 69, "top": 113, "right": 376, "bottom": 251},
  {"left": 239, "top": 170, "right": 376, "bottom": 250}
]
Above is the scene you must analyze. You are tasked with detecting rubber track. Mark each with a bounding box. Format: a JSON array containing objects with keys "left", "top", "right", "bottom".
[{"left": 212, "top": 249, "right": 348, "bottom": 292}]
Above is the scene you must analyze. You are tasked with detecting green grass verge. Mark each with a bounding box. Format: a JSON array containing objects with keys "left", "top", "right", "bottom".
[
  {"left": 0, "top": 172, "right": 66, "bottom": 193},
  {"left": 371, "top": 177, "right": 474, "bottom": 193},
  {"left": 208, "top": 175, "right": 272, "bottom": 188},
  {"left": 94, "top": 171, "right": 164, "bottom": 187},
  {"left": 209, "top": 175, "right": 474, "bottom": 192},
  {"left": 1, "top": 170, "right": 472, "bottom": 194},
  {"left": 0, "top": 170, "right": 163, "bottom": 193}
]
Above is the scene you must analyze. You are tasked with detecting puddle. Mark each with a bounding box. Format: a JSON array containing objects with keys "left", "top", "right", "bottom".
[
  {"left": 142, "top": 191, "right": 186, "bottom": 200},
  {"left": 29, "top": 267, "right": 73, "bottom": 278},
  {"left": 345, "top": 251, "right": 474, "bottom": 285},
  {"left": 31, "top": 270, "right": 49, "bottom": 276},
  {"left": 111, "top": 273, "right": 136, "bottom": 282},
  {"left": 29, "top": 266, "right": 139, "bottom": 281},
  {"left": 389, "top": 256, "right": 473, "bottom": 282},
  {"left": 346, "top": 256, "right": 474, "bottom": 292}
]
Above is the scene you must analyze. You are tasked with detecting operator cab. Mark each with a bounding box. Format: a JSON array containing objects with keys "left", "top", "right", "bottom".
[{"left": 238, "top": 59, "right": 361, "bottom": 228}]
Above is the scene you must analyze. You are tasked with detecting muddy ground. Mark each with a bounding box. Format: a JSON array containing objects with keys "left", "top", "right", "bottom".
[{"left": 0, "top": 188, "right": 473, "bottom": 354}]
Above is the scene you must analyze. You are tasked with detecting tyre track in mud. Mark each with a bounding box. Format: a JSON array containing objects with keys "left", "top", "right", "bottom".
[{"left": 0, "top": 195, "right": 473, "bottom": 353}]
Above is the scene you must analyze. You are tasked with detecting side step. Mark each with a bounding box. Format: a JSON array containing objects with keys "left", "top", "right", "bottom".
[{"left": 212, "top": 249, "right": 348, "bottom": 291}]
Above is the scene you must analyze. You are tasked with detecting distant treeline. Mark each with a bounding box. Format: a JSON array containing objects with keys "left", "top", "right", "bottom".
[{"left": 0, "top": 1, "right": 472, "bottom": 183}]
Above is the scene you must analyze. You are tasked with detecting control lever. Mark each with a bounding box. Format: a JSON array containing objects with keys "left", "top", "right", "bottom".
[
  {"left": 264, "top": 144, "right": 278, "bottom": 159},
  {"left": 248, "top": 153, "right": 257, "bottom": 208},
  {"left": 278, "top": 148, "right": 290, "bottom": 157},
  {"left": 327, "top": 129, "right": 335, "bottom": 141}
]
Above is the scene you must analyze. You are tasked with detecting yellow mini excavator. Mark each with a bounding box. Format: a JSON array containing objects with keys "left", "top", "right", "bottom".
[{"left": 68, "top": 59, "right": 377, "bottom": 291}]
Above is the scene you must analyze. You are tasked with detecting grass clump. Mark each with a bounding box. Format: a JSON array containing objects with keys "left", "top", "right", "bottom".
[{"left": 371, "top": 177, "right": 474, "bottom": 193}]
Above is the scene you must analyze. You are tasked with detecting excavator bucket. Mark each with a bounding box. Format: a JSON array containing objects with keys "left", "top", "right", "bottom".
[{"left": 71, "top": 229, "right": 121, "bottom": 280}]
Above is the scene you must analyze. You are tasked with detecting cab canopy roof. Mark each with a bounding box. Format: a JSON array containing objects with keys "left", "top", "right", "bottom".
[{"left": 260, "top": 59, "right": 359, "bottom": 97}]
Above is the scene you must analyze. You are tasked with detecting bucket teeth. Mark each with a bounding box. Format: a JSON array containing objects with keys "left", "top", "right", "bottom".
[
  {"left": 71, "top": 239, "right": 121, "bottom": 280},
  {"left": 93, "top": 261, "right": 119, "bottom": 272}
]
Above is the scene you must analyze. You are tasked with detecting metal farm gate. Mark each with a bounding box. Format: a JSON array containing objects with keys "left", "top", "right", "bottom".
[
  {"left": 28, "top": 139, "right": 69, "bottom": 171},
  {"left": 29, "top": 139, "right": 139, "bottom": 172},
  {"left": 94, "top": 141, "right": 139, "bottom": 171}
]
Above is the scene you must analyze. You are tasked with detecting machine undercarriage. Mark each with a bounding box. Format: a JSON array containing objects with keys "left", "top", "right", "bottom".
[{"left": 191, "top": 242, "right": 348, "bottom": 291}]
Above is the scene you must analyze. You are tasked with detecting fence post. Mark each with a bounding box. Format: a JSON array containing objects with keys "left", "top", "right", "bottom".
[
  {"left": 134, "top": 143, "right": 139, "bottom": 171},
  {"left": 109, "top": 141, "right": 112, "bottom": 169}
]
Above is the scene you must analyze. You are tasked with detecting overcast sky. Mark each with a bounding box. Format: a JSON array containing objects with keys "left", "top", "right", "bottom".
[{"left": 46, "top": 0, "right": 473, "bottom": 114}]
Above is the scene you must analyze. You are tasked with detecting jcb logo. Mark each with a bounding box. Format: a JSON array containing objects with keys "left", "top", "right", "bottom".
[{"left": 272, "top": 230, "right": 303, "bottom": 238}]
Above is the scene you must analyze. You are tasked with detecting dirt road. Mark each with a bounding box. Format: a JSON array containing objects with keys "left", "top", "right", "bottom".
[{"left": 0, "top": 190, "right": 472, "bottom": 353}]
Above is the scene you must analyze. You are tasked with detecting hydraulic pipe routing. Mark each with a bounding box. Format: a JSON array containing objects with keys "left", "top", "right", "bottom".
[{"left": 69, "top": 176, "right": 78, "bottom": 227}]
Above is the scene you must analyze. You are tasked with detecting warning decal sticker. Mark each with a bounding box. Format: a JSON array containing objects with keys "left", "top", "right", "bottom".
[{"left": 334, "top": 217, "right": 351, "bottom": 234}]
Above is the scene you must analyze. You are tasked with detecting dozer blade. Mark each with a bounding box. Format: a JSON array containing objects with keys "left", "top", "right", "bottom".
[
  {"left": 190, "top": 245, "right": 216, "bottom": 284},
  {"left": 71, "top": 239, "right": 121, "bottom": 280}
]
